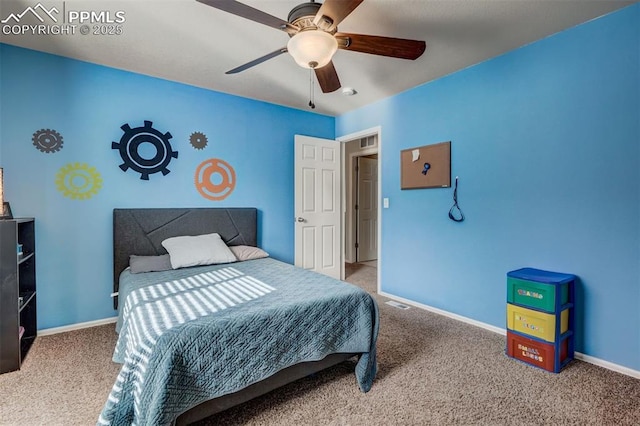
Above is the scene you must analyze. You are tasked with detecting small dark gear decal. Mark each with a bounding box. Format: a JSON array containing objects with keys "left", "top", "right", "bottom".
[
  {"left": 190, "top": 132, "right": 208, "bottom": 150},
  {"left": 111, "top": 120, "right": 178, "bottom": 180},
  {"left": 33, "top": 128, "right": 64, "bottom": 153}
]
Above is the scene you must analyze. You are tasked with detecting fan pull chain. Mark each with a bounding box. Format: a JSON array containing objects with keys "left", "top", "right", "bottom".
[{"left": 308, "top": 68, "right": 316, "bottom": 109}]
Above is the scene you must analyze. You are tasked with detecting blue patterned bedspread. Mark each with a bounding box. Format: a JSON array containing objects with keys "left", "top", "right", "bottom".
[{"left": 98, "top": 258, "right": 378, "bottom": 426}]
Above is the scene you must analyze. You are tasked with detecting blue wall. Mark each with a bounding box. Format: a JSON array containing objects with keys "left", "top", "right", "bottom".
[
  {"left": 337, "top": 5, "right": 639, "bottom": 370},
  {"left": 0, "top": 44, "right": 334, "bottom": 329}
]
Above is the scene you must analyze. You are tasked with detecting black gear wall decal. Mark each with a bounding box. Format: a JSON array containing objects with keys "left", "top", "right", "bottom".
[
  {"left": 33, "top": 128, "right": 63, "bottom": 153},
  {"left": 112, "top": 120, "right": 178, "bottom": 180},
  {"left": 190, "top": 132, "right": 208, "bottom": 150}
]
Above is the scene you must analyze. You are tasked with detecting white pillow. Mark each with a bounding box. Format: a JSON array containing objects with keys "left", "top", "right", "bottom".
[
  {"left": 229, "top": 245, "right": 269, "bottom": 261},
  {"left": 161, "top": 233, "right": 237, "bottom": 269}
]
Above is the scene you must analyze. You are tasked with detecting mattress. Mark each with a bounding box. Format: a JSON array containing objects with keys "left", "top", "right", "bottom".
[{"left": 99, "top": 257, "right": 378, "bottom": 425}]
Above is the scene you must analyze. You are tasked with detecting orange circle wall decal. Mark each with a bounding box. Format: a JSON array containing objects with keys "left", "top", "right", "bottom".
[{"left": 195, "top": 158, "right": 236, "bottom": 200}]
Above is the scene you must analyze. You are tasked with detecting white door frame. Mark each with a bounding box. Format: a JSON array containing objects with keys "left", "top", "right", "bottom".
[{"left": 338, "top": 126, "right": 382, "bottom": 292}]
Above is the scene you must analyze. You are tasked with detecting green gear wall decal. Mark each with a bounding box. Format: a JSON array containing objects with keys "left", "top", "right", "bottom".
[{"left": 55, "top": 163, "right": 103, "bottom": 200}]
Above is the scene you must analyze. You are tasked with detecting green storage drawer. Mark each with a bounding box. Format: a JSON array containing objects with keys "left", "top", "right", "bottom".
[
  {"left": 507, "top": 268, "right": 573, "bottom": 312},
  {"left": 507, "top": 277, "right": 568, "bottom": 311}
]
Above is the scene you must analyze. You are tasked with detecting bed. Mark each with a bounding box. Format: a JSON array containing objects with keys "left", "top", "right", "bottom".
[{"left": 99, "top": 208, "right": 379, "bottom": 425}]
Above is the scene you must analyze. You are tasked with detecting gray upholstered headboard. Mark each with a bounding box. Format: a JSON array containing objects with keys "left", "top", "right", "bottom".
[{"left": 113, "top": 208, "right": 257, "bottom": 309}]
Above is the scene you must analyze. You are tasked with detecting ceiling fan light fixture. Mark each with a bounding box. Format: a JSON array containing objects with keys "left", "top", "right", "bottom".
[{"left": 287, "top": 29, "right": 338, "bottom": 69}]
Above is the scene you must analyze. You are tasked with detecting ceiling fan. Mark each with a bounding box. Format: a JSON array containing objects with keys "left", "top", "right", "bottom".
[{"left": 196, "top": 0, "right": 426, "bottom": 95}]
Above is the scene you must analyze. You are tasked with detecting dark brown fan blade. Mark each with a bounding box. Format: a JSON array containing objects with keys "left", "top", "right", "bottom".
[
  {"left": 314, "top": 61, "right": 341, "bottom": 93},
  {"left": 197, "top": 0, "right": 297, "bottom": 34},
  {"left": 313, "top": 0, "right": 363, "bottom": 30},
  {"left": 335, "top": 32, "right": 426, "bottom": 60},
  {"left": 226, "top": 48, "right": 288, "bottom": 74}
]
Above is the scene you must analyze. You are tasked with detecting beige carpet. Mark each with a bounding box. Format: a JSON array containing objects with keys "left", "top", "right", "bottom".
[{"left": 1, "top": 263, "right": 638, "bottom": 425}]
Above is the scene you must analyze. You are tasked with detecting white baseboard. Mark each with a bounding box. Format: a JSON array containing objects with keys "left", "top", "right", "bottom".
[
  {"left": 574, "top": 352, "right": 640, "bottom": 379},
  {"left": 379, "top": 291, "right": 640, "bottom": 380},
  {"left": 37, "top": 316, "right": 117, "bottom": 336},
  {"left": 379, "top": 291, "right": 506, "bottom": 335}
]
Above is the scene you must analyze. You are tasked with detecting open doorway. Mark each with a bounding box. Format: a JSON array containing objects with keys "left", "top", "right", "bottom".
[{"left": 343, "top": 134, "right": 379, "bottom": 278}]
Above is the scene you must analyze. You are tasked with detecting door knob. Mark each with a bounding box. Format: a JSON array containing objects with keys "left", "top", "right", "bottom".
[{"left": 296, "top": 217, "right": 305, "bottom": 222}]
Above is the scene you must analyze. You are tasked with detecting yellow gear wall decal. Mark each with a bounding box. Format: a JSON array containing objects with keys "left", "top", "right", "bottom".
[{"left": 55, "top": 163, "right": 103, "bottom": 200}]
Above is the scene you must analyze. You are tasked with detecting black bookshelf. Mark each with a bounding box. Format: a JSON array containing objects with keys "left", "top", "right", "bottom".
[{"left": 0, "top": 218, "right": 37, "bottom": 374}]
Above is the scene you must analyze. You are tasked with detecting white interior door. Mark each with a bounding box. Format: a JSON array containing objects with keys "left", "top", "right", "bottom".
[
  {"left": 294, "top": 135, "right": 341, "bottom": 279},
  {"left": 357, "top": 157, "right": 378, "bottom": 262}
]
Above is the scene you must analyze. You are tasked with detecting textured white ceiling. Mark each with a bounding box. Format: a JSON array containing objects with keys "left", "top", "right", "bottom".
[{"left": 1, "top": 0, "right": 636, "bottom": 116}]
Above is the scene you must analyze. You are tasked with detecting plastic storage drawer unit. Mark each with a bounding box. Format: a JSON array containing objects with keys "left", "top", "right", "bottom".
[{"left": 505, "top": 267, "right": 576, "bottom": 373}]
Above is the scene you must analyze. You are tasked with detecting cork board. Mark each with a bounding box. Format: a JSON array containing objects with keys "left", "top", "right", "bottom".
[{"left": 401, "top": 141, "right": 451, "bottom": 189}]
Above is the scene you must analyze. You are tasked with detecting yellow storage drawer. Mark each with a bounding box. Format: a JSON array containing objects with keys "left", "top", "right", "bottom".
[{"left": 507, "top": 304, "right": 568, "bottom": 343}]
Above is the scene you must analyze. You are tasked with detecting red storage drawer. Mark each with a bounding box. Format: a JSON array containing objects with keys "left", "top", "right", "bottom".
[{"left": 506, "top": 331, "right": 569, "bottom": 373}]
